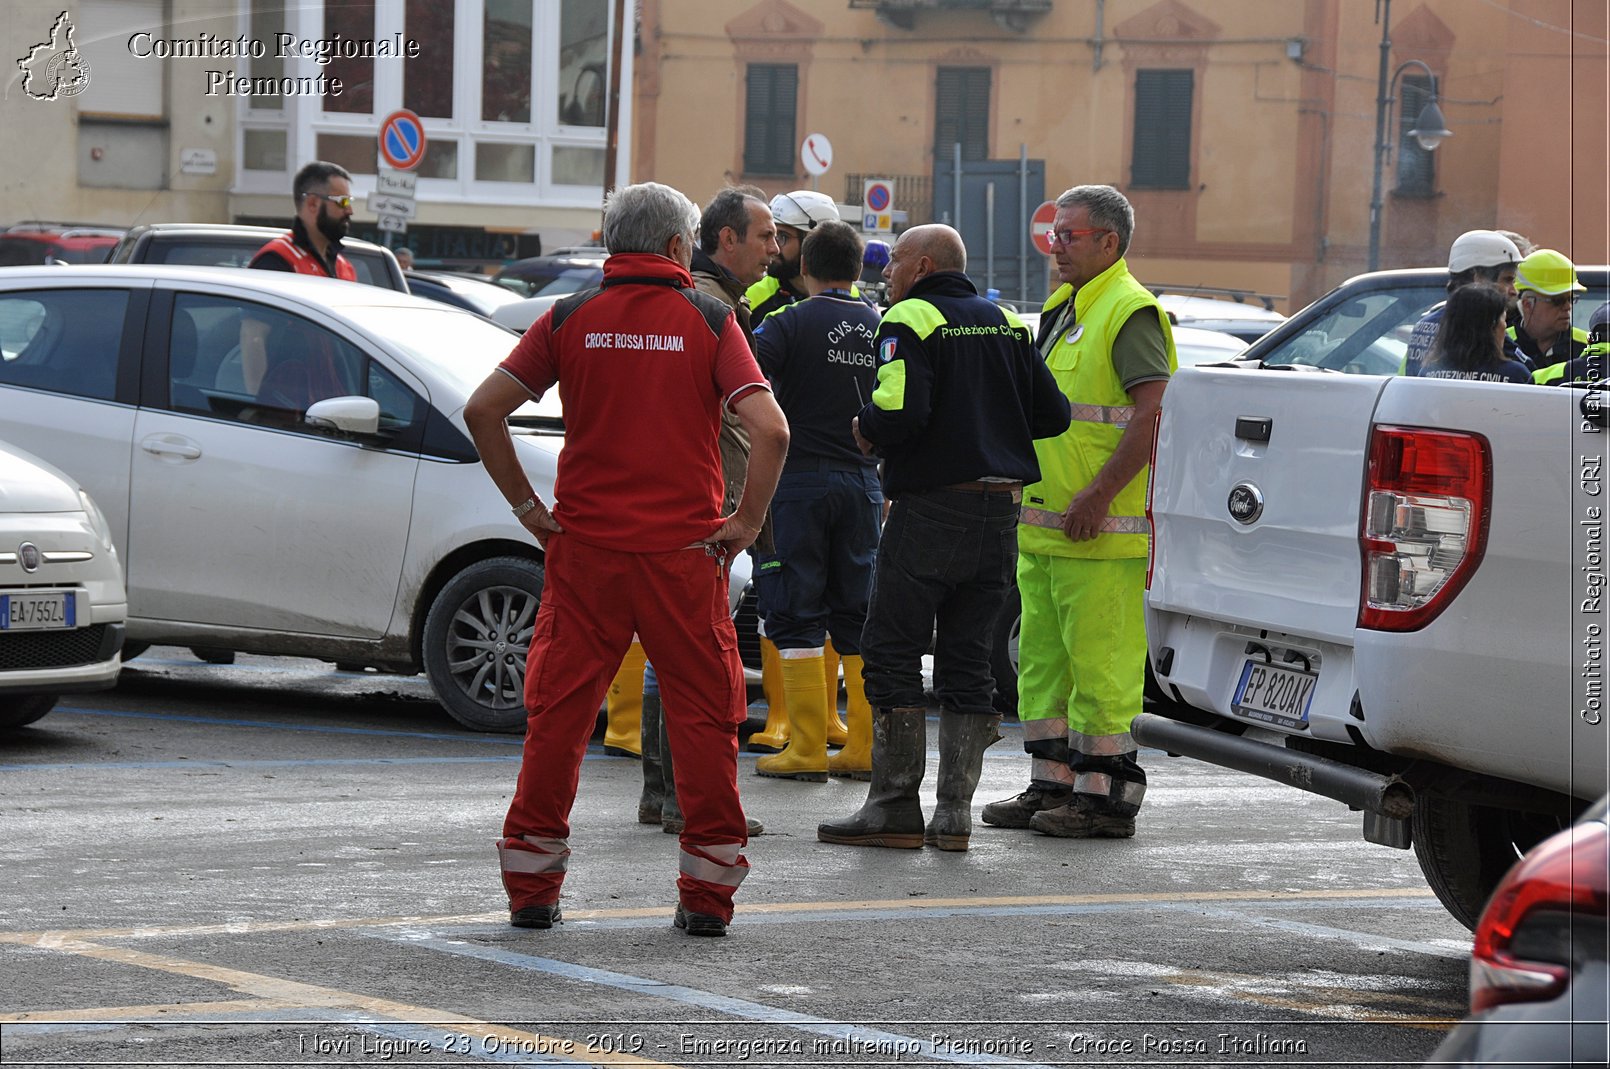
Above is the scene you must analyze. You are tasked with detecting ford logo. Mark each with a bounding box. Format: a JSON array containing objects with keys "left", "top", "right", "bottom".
[
  {"left": 1227, "top": 484, "right": 1264, "bottom": 525},
  {"left": 18, "top": 542, "right": 41, "bottom": 572}
]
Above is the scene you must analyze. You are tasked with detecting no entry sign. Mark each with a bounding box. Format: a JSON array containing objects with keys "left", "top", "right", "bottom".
[{"left": 1030, "top": 200, "right": 1058, "bottom": 256}]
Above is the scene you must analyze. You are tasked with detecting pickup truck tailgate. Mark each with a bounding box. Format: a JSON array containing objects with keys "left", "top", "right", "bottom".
[{"left": 1148, "top": 368, "right": 1390, "bottom": 643}]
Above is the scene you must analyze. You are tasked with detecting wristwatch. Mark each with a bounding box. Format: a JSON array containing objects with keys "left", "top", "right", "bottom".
[{"left": 511, "top": 497, "right": 540, "bottom": 518}]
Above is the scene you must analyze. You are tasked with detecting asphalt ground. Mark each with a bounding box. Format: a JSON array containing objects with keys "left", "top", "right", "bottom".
[{"left": 0, "top": 650, "right": 1473, "bottom": 1068}]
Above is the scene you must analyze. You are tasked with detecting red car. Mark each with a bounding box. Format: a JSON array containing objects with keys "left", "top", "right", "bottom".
[{"left": 0, "top": 224, "right": 124, "bottom": 266}]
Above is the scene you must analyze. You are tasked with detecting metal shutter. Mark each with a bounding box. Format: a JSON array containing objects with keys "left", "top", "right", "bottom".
[
  {"left": 77, "top": 0, "right": 164, "bottom": 118},
  {"left": 744, "top": 64, "right": 797, "bottom": 175},
  {"left": 1132, "top": 69, "right": 1193, "bottom": 190},
  {"left": 935, "top": 66, "right": 990, "bottom": 161}
]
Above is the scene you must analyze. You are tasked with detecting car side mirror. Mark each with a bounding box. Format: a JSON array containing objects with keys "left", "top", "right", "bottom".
[{"left": 304, "top": 396, "right": 380, "bottom": 436}]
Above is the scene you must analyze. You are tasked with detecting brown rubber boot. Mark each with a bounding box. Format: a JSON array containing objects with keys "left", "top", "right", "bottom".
[
  {"left": 924, "top": 710, "right": 1002, "bottom": 851},
  {"left": 816, "top": 707, "right": 927, "bottom": 849},
  {"left": 637, "top": 691, "right": 664, "bottom": 824}
]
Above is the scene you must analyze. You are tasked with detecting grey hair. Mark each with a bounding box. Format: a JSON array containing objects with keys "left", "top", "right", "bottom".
[
  {"left": 602, "top": 182, "right": 699, "bottom": 256},
  {"left": 1055, "top": 184, "right": 1135, "bottom": 256}
]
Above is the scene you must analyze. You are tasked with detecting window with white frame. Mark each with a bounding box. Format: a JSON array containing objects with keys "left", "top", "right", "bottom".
[{"left": 238, "top": 0, "right": 614, "bottom": 205}]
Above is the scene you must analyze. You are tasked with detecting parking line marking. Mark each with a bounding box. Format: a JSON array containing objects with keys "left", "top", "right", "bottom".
[
  {"left": 0, "top": 887, "right": 1439, "bottom": 944},
  {"left": 372, "top": 932, "right": 1066, "bottom": 1069},
  {"left": 48, "top": 706, "right": 523, "bottom": 745},
  {"left": 0, "top": 756, "right": 524, "bottom": 773},
  {"left": 1, "top": 938, "right": 684, "bottom": 1068},
  {"left": 0, "top": 998, "right": 296, "bottom": 1022},
  {"left": 1189, "top": 906, "right": 1470, "bottom": 959}
]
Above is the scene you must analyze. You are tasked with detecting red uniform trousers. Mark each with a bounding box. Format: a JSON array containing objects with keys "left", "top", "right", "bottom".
[{"left": 497, "top": 535, "right": 750, "bottom": 922}]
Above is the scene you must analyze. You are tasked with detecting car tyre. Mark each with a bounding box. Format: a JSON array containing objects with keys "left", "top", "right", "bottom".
[
  {"left": 120, "top": 641, "right": 150, "bottom": 661},
  {"left": 1411, "top": 793, "right": 1572, "bottom": 931},
  {"left": 423, "top": 556, "right": 543, "bottom": 733},
  {"left": 0, "top": 693, "right": 59, "bottom": 728}
]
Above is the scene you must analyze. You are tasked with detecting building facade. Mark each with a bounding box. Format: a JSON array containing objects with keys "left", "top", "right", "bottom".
[
  {"left": 634, "top": 0, "right": 1608, "bottom": 308},
  {"left": 2, "top": 0, "right": 631, "bottom": 263}
]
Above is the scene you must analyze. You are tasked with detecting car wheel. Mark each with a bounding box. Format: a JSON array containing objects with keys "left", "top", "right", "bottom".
[
  {"left": 0, "top": 693, "right": 59, "bottom": 728},
  {"left": 120, "top": 641, "right": 151, "bottom": 661},
  {"left": 1412, "top": 793, "right": 1574, "bottom": 930},
  {"left": 191, "top": 646, "right": 236, "bottom": 665},
  {"left": 989, "top": 586, "right": 1020, "bottom": 715},
  {"left": 422, "top": 556, "right": 543, "bottom": 733}
]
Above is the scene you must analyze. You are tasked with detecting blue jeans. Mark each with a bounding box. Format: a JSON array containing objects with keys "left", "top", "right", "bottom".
[
  {"left": 860, "top": 488, "right": 1019, "bottom": 714},
  {"left": 761, "top": 463, "right": 882, "bottom": 653}
]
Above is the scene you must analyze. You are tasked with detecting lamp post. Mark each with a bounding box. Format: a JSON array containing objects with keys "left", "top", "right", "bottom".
[{"left": 1366, "top": 0, "right": 1453, "bottom": 272}]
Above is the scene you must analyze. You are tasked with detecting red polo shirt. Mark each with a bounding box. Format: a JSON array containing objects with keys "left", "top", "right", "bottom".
[{"left": 498, "top": 253, "right": 770, "bottom": 553}]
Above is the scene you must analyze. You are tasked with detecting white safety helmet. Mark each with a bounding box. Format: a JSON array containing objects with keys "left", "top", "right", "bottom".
[
  {"left": 1447, "top": 230, "right": 1521, "bottom": 274},
  {"left": 769, "top": 190, "right": 841, "bottom": 232}
]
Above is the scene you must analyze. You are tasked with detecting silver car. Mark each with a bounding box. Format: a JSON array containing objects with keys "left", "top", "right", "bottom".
[{"left": 0, "top": 265, "right": 747, "bottom": 732}]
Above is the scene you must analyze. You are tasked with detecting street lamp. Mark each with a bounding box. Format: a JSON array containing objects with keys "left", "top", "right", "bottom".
[{"left": 1367, "top": 1, "right": 1453, "bottom": 271}]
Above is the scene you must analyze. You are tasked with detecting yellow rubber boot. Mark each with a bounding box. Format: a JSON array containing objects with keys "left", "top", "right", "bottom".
[
  {"left": 746, "top": 637, "right": 791, "bottom": 753},
  {"left": 828, "top": 654, "right": 873, "bottom": 781},
  {"left": 755, "top": 652, "right": 829, "bottom": 781},
  {"left": 603, "top": 641, "right": 646, "bottom": 756},
  {"left": 824, "top": 637, "right": 849, "bottom": 747}
]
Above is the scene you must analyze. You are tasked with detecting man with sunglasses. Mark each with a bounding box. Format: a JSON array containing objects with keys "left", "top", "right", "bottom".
[
  {"left": 248, "top": 161, "right": 358, "bottom": 283},
  {"left": 981, "top": 185, "right": 1176, "bottom": 841},
  {"left": 1510, "top": 248, "right": 1589, "bottom": 368},
  {"left": 240, "top": 162, "right": 360, "bottom": 405}
]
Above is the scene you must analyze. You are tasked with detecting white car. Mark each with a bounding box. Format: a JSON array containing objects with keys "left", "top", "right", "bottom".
[
  {"left": 0, "top": 265, "right": 748, "bottom": 732},
  {"left": 0, "top": 438, "right": 126, "bottom": 728}
]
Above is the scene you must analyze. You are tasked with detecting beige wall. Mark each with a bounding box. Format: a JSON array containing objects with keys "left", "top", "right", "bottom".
[{"left": 637, "top": 0, "right": 1605, "bottom": 309}]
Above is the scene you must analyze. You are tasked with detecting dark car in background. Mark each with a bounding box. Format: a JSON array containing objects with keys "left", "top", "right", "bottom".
[
  {"left": 1425, "top": 793, "right": 1608, "bottom": 1067},
  {"left": 493, "top": 246, "right": 605, "bottom": 297},
  {"left": 107, "top": 223, "right": 406, "bottom": 292},
  {"left": 0, "top": 223, "right": 125, "bottom": 267}
]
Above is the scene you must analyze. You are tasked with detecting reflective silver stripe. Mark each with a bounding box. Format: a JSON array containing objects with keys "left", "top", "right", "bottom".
[
  {"left": 1073, "top": 771, "right": 1112, "bottom": 797},
  {"left": 42, "top": 551, "right": 93, "bottom": 563},
  {"left": 498, "top": 837, "right": 570, "bottom": 875},
  {"left": 1075, "top": 772, "right": 1146, "bottom": 807},
  {"left": 679, "top": 845, "right": 748, "bottom": 888},
  {"left": 521, "top": 835, "right": 569, "bottom": 853},
  {"left": 1020, "top": 507, "right": 1149, "bottom": 536},
  {"left": 1068, "top": 403, "right": 1135, "bottom": 427},
  {"left": 1069, "top": 729, "right": 1138, "bottom": 757},
  {"left": 1033, "top": 757, "right": 1075, "bottom": 786},
  {"left": 1021, "top": 717, "right": 1069, "bottom": 742}
]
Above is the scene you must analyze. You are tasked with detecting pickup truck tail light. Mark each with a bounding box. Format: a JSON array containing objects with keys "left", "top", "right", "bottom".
[
  {"left": 1358, "top": 425, "right": 1490, "bottom": 631},
  {"left": 1469, "top": 819, "right": 1608, "bottom": 1013}
]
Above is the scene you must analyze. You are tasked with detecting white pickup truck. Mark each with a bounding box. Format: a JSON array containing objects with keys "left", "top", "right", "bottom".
[{"left": 1138, "top": 266, "right": 1610, "bottom": 928}]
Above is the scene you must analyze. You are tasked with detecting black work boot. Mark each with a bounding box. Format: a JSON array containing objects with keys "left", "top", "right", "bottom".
[
  {"left": 925, "top": 711, "right": 1002, "bottom": 851},
  {"left": 659, "top": 710, "right": 763, "bottom": 836},
  {"left": 980, "top": 784, "right": 1073, "bottom": 828},
  {"left": 638, "top": 692, "right": 665, "bottom": 824},
  {"left": 816, "top": 707, "right": 927, "bottom": 849}
]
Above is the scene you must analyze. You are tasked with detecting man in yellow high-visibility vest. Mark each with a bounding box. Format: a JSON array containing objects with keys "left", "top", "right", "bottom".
[{"left": 982, "top": 185, "right": 1176, "bottom": 839}]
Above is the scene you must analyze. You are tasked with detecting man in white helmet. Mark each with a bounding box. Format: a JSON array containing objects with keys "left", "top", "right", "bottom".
[
  {"left": 1401, "top": 229, "right": 1523, "bottom": 377},
  {"left": 748, "top": 190, "right": 846, "bottom": 324}
]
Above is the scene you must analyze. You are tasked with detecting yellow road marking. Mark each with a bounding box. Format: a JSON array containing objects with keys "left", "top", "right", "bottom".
[
  {"left": 0, "top": 886, "right": 1436, "bottom": 943},
  {"left": 2, "top": 938, "right": 683, "bottom": 1067},
  {"left": 1, "top": 998, "right": 296, "bottom": 1023}
]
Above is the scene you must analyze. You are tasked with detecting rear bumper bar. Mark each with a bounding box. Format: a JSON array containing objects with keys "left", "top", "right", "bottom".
[{"left": 1131, "top": 712, "right": 1415, "bottom": 819}]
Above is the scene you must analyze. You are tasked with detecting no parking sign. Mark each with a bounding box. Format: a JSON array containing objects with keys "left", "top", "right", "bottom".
[{"left": 378, "top": 109, "right": 427, "bottom": 171}]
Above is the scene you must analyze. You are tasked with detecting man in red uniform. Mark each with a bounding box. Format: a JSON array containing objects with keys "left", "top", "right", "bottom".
[
  {"left": 242, "top": 161, "right": 358, "bottom": 402},
  {"left": 464, "top": 181, "right": 789, "bottom": 937}
]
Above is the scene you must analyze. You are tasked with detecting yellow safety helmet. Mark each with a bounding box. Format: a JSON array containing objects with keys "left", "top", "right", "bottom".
[{"left": 1515, "top": 248, "right": 1587, "bottom": 296}]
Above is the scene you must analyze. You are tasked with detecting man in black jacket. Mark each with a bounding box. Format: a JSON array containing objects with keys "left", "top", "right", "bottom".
[{"left": 818, "top": 224, "right": 1071, "bottom": 853}]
